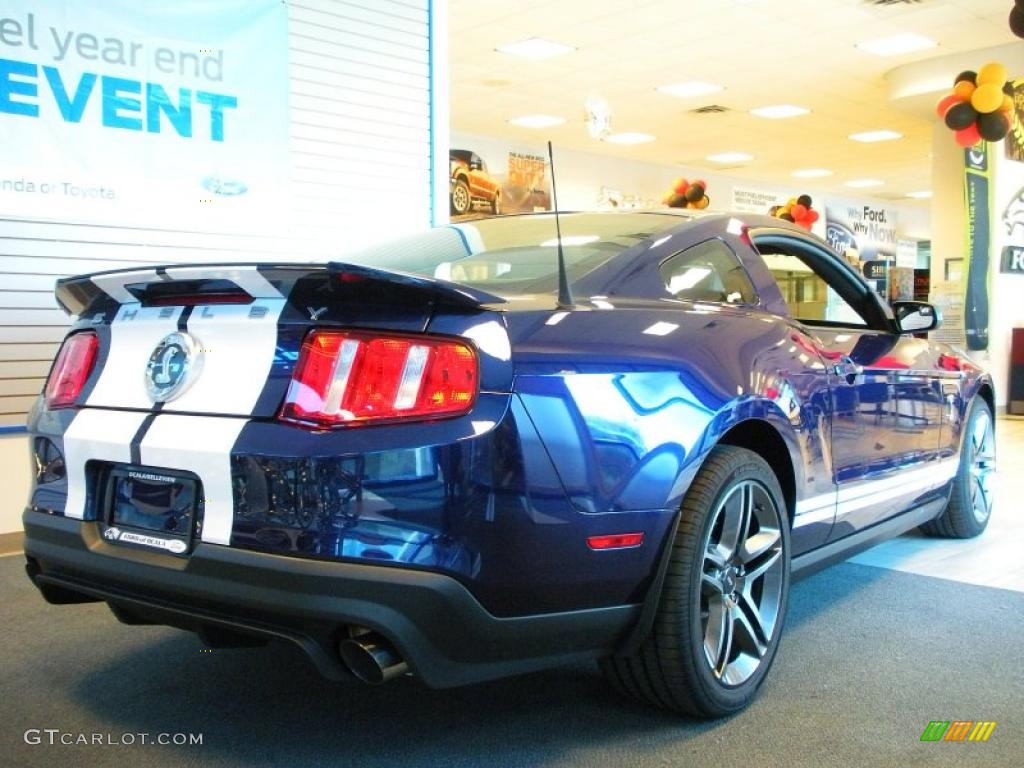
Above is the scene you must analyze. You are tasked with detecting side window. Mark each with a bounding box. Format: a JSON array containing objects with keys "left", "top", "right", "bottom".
[
  {"left": 762, "top": 251, "right": 868, "bottom": 327},
  {"left": 658, "top": 239, "right": 757, "bottom": 305}
]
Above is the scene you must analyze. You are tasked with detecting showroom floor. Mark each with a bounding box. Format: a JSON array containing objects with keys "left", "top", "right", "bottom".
[{"left": 1, "top": 420, "right": 1020, "bottom": 767}]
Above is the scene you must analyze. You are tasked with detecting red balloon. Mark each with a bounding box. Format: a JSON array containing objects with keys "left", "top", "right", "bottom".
[
  {"left": 806, "top": 209, "right": 820, "bottom": 224},
  {"left": 791, "top": 203, "right": 808, "bottom": 220},
  {"left": 955, "top": 123, "right": 982, "bottom": 147},
  {"left": 672, "top": 177, "right": 689, "bottom": 195},
  {"left": 692, "top": 179, "right": 707, "bottom": 189},
  {"left": 935, "top": 93, "right": 962, "bottom": 118}
]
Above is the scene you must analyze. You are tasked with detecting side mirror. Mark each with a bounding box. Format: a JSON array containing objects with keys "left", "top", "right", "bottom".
[{"left": 892, "top": 301, "right": 940, "bottom": 333}]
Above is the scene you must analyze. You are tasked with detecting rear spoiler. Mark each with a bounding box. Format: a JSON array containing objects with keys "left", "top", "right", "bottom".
[{"left": 55, "top": 262, "right": 507, "bottom": 316}]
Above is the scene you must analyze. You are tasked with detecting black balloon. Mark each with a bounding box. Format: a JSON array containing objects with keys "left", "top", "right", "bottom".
[
  {"left": 779, "top": 212, "right": 795, "bottom": 223},
  {"left": 1012, "top": 6, "right": 1024, "bottom": 38},
  {"left": 1005, "top": 81, "right": 1016, "bottom": 97},
  {"left": 954, "top": 70, "right": 977, "bottom": 85},
  {"left": 685, "top": 184, "right": 703, "bottom": 203},
  {"left": 977, "top": 112, "right": 1010, "bottom": 142},
  {"left": 797, "top": 194, "right": 812, "bottom": 208},
  {"left": 944, "top": 102, "right": 978, "bottom": 130}
]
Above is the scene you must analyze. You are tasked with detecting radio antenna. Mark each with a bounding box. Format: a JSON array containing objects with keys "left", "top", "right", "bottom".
[{"left": 547, "top": 140, "right": 574, "bottom": 309}]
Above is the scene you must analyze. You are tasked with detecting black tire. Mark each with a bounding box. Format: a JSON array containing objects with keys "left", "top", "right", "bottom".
[
  {"left": 600, "top": 445, "right": 790, "bottom": 718},
  {"left": 450, "top": 179, "right": 471, "bottom": 216},
  {"left": 920, "top": 398, "right": 995, "bottom": 539},
  {"left": 490, "top": 191, "right": 501, "bottom": 215}
]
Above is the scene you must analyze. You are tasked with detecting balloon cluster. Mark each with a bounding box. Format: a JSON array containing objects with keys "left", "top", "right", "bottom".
[
  {"left": 1011, "top": 0, "right": 1024, "bottom": 39},
  {"left": 662, "top": 177, "right": 710, "bottom": 210},
  {"left": 769, "top": 195, "right": 819, "bottom": 230},
  {"left": 936, "top": 62, "right": 1014, "bottom": 146}
]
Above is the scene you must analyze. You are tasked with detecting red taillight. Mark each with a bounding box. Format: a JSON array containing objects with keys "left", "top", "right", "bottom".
[
  {"left": 280, "top": 330, "right": 478, "bottom": 427},
  {"left": 44, "top": 331, "right": 99, "bottom": 409},
  {"left": 587, "top": 533, "right": 645, "bottom": 551}
]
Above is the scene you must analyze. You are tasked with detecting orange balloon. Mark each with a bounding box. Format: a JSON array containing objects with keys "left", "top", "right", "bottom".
[
  {"left": 694, "top": 195, "right": 710, "bottom": 210},
  {"left": 672, "top": 177, "right": 689, "bottom": 195},
  {"left": 1000, "top": 94, "right": 1015, "bottom": 115},
  {"left": 953, "top": 80, "right": 976, "bottom": 101}
]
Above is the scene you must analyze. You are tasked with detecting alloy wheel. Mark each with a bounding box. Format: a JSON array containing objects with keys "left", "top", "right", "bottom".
[
  {"left": 700, "top": 480, "right": 785, "bottom": 686},
  {"left": 968, "top": 409, "right": 996, "bottom": 524}
]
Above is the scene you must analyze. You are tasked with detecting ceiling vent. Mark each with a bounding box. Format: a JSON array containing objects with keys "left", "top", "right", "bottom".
[{"left": 690, "top": 104, "right": 730, "bottom": 114}]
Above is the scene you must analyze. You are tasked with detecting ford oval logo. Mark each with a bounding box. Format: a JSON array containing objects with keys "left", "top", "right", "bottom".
[{"left": 145, "top": 332, "right": 202, "bottom": 403}]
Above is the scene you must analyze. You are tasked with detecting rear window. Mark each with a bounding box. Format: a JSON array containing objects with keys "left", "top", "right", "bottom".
[{"left": 344, "top": 212, "right": 687, "bottom": 295}]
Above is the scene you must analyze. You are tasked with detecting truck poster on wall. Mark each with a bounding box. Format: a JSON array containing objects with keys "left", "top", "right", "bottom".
[{"left": 449, "top": 148, "right": 551, "bottom": 221}]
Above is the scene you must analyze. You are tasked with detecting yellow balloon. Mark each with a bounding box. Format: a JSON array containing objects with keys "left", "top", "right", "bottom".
[
  {"left": 971, "top": 83, "right": 1004, "bottom": 114},
  {"left": 787, "top": 198, "right": 797, "bottom": 207},
  {"left": 954, "top": 80, "right": 976, "bottom": 101},
  {"left": 977, "top": 62, "right": 1007, "bottom": 87},
  {"left": 1000, "top": 94, "right": 1015, "bottom": 115}
]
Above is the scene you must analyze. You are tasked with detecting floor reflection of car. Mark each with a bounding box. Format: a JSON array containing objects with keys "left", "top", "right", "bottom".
[{"left": 450, "top": 149, "right": 501, "bottom": 215}]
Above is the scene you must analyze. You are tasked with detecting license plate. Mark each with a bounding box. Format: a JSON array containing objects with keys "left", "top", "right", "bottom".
[{"left": 102, "top": 466, "right": 198, "bottom": 555}]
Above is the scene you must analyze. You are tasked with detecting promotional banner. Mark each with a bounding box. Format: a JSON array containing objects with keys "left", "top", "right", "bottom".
[
  {"left": 1006, "top": 77, "right": 1024, "bottom": 162},
  {"left": 731, "top": 186, "right": 785, "bottom": 215},
  {"left": 449, "top": 147, "right": 551, "bottom": 222},
  {"left": 963, "top": 145, "right": 991, "bottom": 351},
  {"left": 0, "top": 0, "right": 287, "bottom": 230},
  {"left": 824, "top": 201, "right": 898, "bottom": 295}
]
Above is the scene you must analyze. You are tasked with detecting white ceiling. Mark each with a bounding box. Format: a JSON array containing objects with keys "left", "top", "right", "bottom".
[{"left": 449, "top": 0, "right": 1018, "bottom": 203}]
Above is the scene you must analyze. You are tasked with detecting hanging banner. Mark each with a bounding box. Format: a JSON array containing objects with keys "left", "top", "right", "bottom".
[
  {"left": 824, "top": 200, "right": 898, "bottom": 296},
  {"left": 731, "top": 186, "right": 785, "bottom": 215},
  {"left": 963, "top": 145, "right": 991, "bottom": 351},
  {"left": 1006, "top": 77, "right": 1024, "bottom": 163},
  {"left": 0, "top": 0, "right": 287, "bottom": 231}
]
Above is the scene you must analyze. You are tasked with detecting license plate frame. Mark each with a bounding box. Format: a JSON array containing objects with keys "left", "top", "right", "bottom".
[{"left": 101, "top": 465, "right": 199, "bottom": 556}]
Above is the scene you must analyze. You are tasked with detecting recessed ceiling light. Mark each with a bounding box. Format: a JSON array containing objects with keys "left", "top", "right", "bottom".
[
  {"left": 845, "top": 179, "right": 884, "bottom": 188},
  {"left": 495, "top": 37, "right": 574, "bottom": 60},
  {"left": 855, "top": 33, "right": 936, "bottom": 57},
  {"left": 750, "top": 104, "right": 810, "bottom": 119},
  {"left": 906, "top": 190, "right": 933, "bottom": 199},
  {"left": 849, "top": 130, "right": 903, "bottom": 143},
  {"left": 706, "top": 151, "right": 753, "bottom": 164},
  {"left": 508, "top": 114, "right": 566, "bottom": 129},
  {"left": 605, "top": 132, "right": 656, "bottom": 145},
  {"left": 657, "top": 81, "right": 723, "bottom": 99},
  {"left": 792, "top": 168, "right": 833, "bottom": 178}
]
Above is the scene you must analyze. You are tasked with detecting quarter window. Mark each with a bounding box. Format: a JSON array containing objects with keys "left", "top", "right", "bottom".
[
  {"left": 761, "top": 251, "right": 868, "bottom": 327},
  {"left": 658, "top": 239, "right": 756, "bottom": 305}
]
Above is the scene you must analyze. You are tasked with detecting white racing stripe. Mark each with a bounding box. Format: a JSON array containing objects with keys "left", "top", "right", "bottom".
[
  {"left": 86, "top": 304, "right": 182, "bottom": 410},
  {"left": 138, "top": 414, "right": 247, "bottom": 545},
  {"left": 163, "top": 299, "right": 286, "bottom": 416},
  {"left": 62, "top": 409, "right": 151, "bottom": 520},
  {"left": 793, "top": 457, "right": 960, "bottom": 528},
  {"left": 89, "top": 269, "right": 161, "bottom": 304}
]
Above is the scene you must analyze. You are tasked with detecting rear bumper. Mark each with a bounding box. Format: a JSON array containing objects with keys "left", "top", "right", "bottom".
[{"left": 23, "top": 510, "right": 640, "bottom": 688}]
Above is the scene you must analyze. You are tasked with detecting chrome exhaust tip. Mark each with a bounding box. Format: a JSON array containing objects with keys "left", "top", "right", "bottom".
[{"left": 339, "top": 634, "right": 409, "bottom": 685}]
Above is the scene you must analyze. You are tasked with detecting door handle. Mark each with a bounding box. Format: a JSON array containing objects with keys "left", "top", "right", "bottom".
[{"left": 833, "top": 357, "right": 863, "bottom": 383}]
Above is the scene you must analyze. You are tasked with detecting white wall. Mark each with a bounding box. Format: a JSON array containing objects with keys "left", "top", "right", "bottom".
[{"left": 987, "top": 147, "right": 1024, "bottom": 408}]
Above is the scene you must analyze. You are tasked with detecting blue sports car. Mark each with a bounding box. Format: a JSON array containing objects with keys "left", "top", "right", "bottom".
[{"left": 23, "top": 211, "right": 995, "bottom": 717}]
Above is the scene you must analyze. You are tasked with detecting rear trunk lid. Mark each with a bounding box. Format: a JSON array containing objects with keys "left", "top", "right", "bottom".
[{"left": 56, "top": 262, "right": 508, "bottom": 419}]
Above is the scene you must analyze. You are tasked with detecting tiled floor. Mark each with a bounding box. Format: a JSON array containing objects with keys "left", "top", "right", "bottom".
[{"left": 851, "top": 416, "right": 1024, "bottom": 592}]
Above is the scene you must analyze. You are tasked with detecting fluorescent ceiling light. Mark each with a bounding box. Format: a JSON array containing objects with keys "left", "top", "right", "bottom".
[
  {"left": 495, "top": 37, "right": 574, "bottom": 60},
  {"left": 605, "top": 132, "right": 655, "bottom": 145},
  {"left": 656, "top": 81, "right": 723, "bottom": 99},
  {"left": 906, "top": 190, "right": 933, "bottom": 199},
  {"left": 849, "top": 130, "right": 903, "bottom": 143},
  {"left": 845, "top": 179, "right": 884, "bottom": 188},
  {"left": 706, "top": 151, "right": 752, "bottom": 164},
  {"left": 508, "top": 114, "right": 566, "bottom": 129},
  {"left": 856, "top": 33, "right": 936, "bottom": 57},
  {"left": 750, "top": 104, "right": 810, "bottom": 119},
  {"left": 792, "top": 168, "right": 833, "bottom": 178}
]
